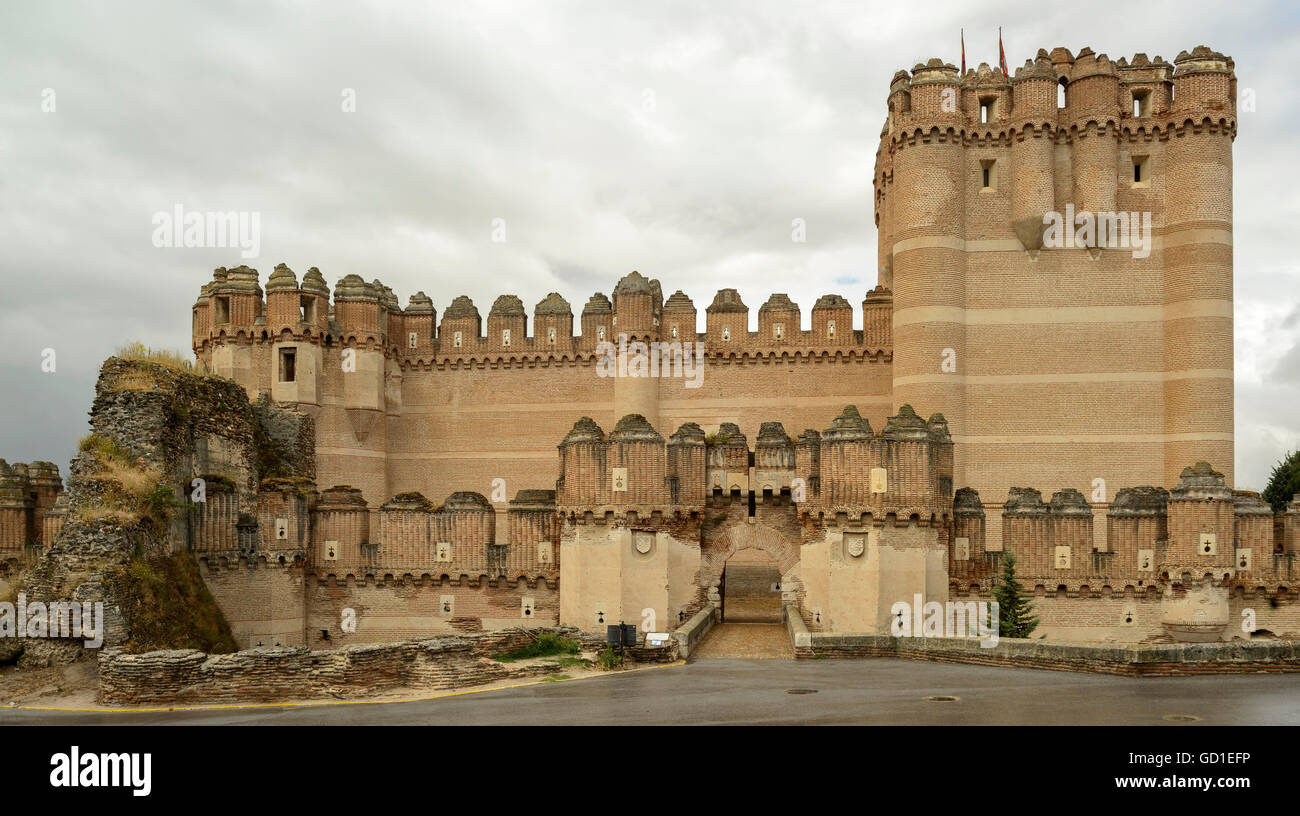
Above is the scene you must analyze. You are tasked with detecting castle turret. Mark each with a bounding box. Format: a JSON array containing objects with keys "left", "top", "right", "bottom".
[
  {"left": 666, "top": 422, "right": 707, "bottom": 507},
  {"left": 758, "top": 294, "right": 799, "bottom": 345},
  {"left": 1009, "top": 55, "right": 1058, "bottom": 251},
  {"left": 403, "top": 292, "right": 436, "bottom": 355},
  {"left": 606, "top": 414, "right": 668, "bottom": 507},
  {"left": 579, "top": 293, "right": 611, "bottom": 351},
  {"left": 705, "top": 289, "right": 747, "bottom": 348},
  {"left": 611, "top": 273, "right": 661, "bottom": 428},
  {"left": 534, "top": 293, "right": 573, "bottom": 350},
  {"left": 488, "top": 294, "right": 526, "bottom": 353},
  {"left": 661, "top": 290, "right": 696, "bottom": 344},
  {"left": 330, "top": 275, "right": 388, "bottom": 525},
  {"left": 753, "top": 421, "right": 795, "bottom": 498},
  {"left": 862, "top": 286, "right": 892, "bottom": 349},
  {"left": 1106, "top": 486, "right": 1169, "bottom": 575},
  {"left": 439, "top": 295, "right": 481, "bottom": 353},
  {"left": 557, "top": 417, "right": 607, "bottom": 509},
  {"left": 611, "top": 271, "right": 659, "bottom": 339},
  {"left": 1163, "top": 47, "right": 1236, "bottom": 486},
  {"left": 1067, "top": 49, "right": 1121, "bottom": 221},
  {"left": 951, "top": 487, "right": 986, "bottom": 584},
  {"left": 887, "top": 60, "right": 967, "bottom": 489},
  {"left": 267, "top": 264, "right": 323, "bottom": 406},
  {"left": 811, "top": 294, "right": 852, "bottom": 346},
  {"left": 206, "top": 265, "right": 264, "bottom": 392}
]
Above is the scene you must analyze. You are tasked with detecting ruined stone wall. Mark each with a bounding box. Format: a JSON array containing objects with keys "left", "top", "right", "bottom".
[{"left": 97, "top": 627, "right": 602, "bottom": 706}]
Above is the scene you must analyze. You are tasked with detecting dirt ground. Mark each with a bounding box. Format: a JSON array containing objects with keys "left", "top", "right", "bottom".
[{"left": 0, "top": 659, "right": 99, "bottom": 709}]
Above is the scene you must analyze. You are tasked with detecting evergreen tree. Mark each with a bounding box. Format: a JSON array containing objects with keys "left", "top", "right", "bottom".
[
  {"left": 992, "top": 551, "right": 1039, "bottom": 639},
  {"left": 1263, "top": 450, "right": 1300, "bottom": 514}
]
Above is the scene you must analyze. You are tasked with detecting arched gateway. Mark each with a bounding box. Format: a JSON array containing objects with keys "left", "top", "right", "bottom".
[{"left": 556, "top": 406, "right": 954, "bottom": 635}]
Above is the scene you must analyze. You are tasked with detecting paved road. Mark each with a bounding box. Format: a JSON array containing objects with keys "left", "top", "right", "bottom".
[{"left": 3, "top": 657, "right": 1297, "bottom": 725}]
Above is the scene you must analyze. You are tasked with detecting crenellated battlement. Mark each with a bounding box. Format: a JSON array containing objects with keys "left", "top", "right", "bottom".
[
  {"left": 555, "top": 404, "right": 953, "bottom": 525},
  {"left": 948, "top": 463, "right": 1298, "bottom": 607},
  {"left": 880, "top": 44, "right": 1235, "bottom": 144},
  {"left": 193, "top": 265, "right": 894, "bottom": 368}
]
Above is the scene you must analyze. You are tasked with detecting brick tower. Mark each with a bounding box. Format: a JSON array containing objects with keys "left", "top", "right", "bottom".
[{"left": 874, "top": 45, "right": 1236, "bottom": 546}]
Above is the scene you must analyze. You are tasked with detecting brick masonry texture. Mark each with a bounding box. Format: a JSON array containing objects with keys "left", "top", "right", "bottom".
[{"left": 5, "top": 43, "right": 1289, "bottom": 697}]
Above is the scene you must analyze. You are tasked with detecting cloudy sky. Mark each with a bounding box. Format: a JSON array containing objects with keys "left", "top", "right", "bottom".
[{"left": 0, "top": 0, "right": 1296, "bottom": 490}]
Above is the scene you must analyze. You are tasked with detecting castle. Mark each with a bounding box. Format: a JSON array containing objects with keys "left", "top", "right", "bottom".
[{"left": 5, "top": 44, "right": 1288, "bottom": 657}]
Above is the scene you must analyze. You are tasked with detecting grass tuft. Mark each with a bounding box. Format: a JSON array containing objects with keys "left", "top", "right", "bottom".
[{"left": 492, "top": 631, "right": 581, "bottom": 663}]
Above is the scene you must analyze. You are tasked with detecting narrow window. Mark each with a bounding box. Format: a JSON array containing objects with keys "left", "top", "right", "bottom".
[
  {"left": 214, "top": 296, "right": 231, "bottom": 324},
  {"left": 670, "top": 325, "right": 678, "bottom": 339},
  {"left": 502, "top": 328, "right": 511, "bottom": 346},
  {"left": 453, "top": 330, "right": 462, "bottom": 348},
  {"left": 1057, "top": 81, "right": 1066, "bottom": 109},
  {"left": 597, "top": 326, "right": 606, "bottom": 342},
  {"left": 980, "top": 159, "right": 996, "bottom": 190},
  {"left": 979, "top": 96, "right": 995, "bottom": 124},
  {"left": 1132, "top": 155, "right": 1149, "bottom": 186},
  {"left": 721, "top": 326, "right": 730, "bottom": 342},
  {"left": 279, "top": 348, "right": 297, "bottom": 383},
  {"left": 773, "top": 322, "right": 784, "bottom": 340},
  {"left": 827, "top": 319, "right": 836, "bottom": 339},
  {"left": 547, "top": 326, "right": 556, "bottom": 344},
  {"left": 408, "top": 331, "right": 418, "bottom": 349},
  {"left": 1132, "top": 90, "right": 1151, "bottom": 118},
  {"left": 300, "top": 295, "right": 315, "bottom": 324}
]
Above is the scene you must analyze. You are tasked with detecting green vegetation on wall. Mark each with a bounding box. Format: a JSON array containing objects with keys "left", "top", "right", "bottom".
[{"left": 112, "top": 551, "right": 237, "bottom": 654}]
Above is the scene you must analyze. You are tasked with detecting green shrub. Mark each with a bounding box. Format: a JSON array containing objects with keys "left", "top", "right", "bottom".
[
  {"left": 492, "top": 631, "right": 581, "bottom": 663},
  {"left": 597, "top": 645, "right": 624, "bottom": 671}
]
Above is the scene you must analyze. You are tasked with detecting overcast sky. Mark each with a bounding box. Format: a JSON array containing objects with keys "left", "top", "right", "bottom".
[{"left": 1, "top": 0, "right": 1296, "bottom": 491}]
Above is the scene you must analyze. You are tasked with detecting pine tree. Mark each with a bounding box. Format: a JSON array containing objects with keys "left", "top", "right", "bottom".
[
  {"left": 992, "top": 551, "right": 1039, "bottom": 639},
  {"left": 1263, "top": 450, "right": 1300, "bottom": 513}
]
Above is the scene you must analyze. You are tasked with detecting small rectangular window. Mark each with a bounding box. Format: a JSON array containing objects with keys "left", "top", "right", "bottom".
[
  {"left": 1132, "top": 90, "right": 1151, "bottom": 118},
  {"left": 979, "top": 96, "right": 996, "bottom": 124},
  {"left": 279, "top": 348, "right": 297, "bottom": 383},
  {"left": 214, "top": 296, "right": 230, "bottom": 324},
  {"left": 408, "top": 331, "right": 418, "bottom": 349},
  {"left": 300, "top": 295, "right": 315, "bottom": 324},
  {"left": 980, "top": 159, "right": 995, "bottom": 190},
  {"left": 1132, "top": 155, "right": 1149, "bottom": 186}
]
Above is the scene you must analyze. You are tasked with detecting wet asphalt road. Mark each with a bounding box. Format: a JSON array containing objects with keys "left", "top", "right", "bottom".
[{"left": 3, "top": 656, "right": 1297, "bottom": 725}]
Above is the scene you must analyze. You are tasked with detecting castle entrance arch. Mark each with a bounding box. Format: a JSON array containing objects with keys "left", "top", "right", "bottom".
[{"left": 702, "top": 521, "right": 799, "bottom": 623}]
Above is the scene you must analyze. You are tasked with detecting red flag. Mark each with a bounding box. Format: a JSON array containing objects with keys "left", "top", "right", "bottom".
[
  {"left": 998, "top": 27, "right": 1008, "bottom": 75},
  {"left": 961, "top": 28, "right": 966, "bottom": 74}
]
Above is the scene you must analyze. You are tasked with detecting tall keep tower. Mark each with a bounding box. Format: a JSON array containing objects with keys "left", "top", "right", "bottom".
[{"left": 875, "top": 45, "right": 1236, "bottom": 547}]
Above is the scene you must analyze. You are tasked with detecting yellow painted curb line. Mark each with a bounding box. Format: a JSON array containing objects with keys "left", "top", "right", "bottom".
[{"left": 10, "top": 659, "right": 688, "bottom": 715}]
